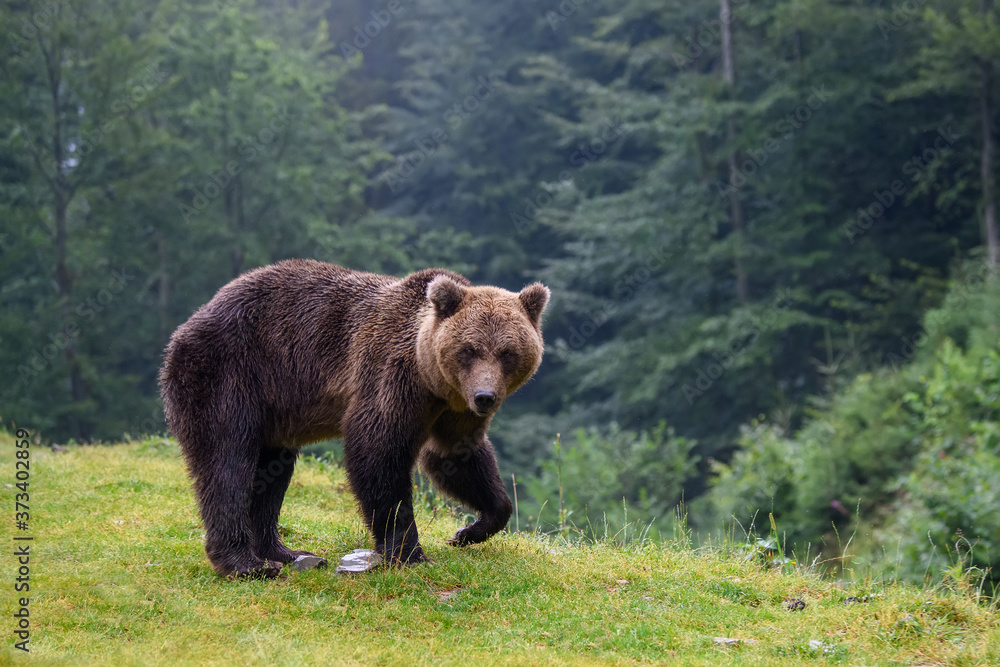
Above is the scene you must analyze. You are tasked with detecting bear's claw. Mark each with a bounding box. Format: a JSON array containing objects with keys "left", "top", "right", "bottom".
[
  {"left": 229, "top": 559, "right": 283, "bottom": 580},
  {"left": 449, "top": 525, "right": 489, "bottom": 546},
  {"left": 260, "top": 546, "right": 321, "bottom": 564},
  {"left": 379, "top": 543, "right": 431, "bottom": 566}
]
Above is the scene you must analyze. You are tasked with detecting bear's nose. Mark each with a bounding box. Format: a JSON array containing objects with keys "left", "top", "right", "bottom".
[{"left": 473, "top": 391, "right": 497, "bottom": 412}]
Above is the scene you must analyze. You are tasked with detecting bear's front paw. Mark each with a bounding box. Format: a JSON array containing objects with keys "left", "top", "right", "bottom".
[
  {"left": 448, "top": 524, "right": 489, "bottom": 547},
  {"left": 209, "top": 547, "right": 284, "bottom": 579},
  {"left": 230, "top": 558, "right": 283, "bottom": 580},
  {"left": 259, "top": 545, "right": 322, "bottom": 564}
]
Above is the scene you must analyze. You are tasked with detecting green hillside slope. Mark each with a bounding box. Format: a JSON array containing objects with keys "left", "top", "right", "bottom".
[{"left": 2, "top": 432, "right": 997, "bottom": 666}]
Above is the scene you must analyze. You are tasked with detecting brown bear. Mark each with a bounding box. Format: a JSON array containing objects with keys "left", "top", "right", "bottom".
[{"left": 159, "top": 259, "right": 549, "bottom": 578}]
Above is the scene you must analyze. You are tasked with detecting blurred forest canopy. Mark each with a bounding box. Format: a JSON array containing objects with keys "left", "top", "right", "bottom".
[{"left": 2, "top": 0, "right": 999, "bottom": 583}]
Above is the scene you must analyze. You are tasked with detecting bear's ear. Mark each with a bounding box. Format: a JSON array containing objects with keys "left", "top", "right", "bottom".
[
  {"left": 518, "top": 282, "right": 550, "bottom": 327},
  {"left": 427, "top": 275, "right": 466, "bottom": 318}
]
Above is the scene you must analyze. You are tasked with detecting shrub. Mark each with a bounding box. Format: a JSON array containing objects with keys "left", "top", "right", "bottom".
[
  {"left": 704, "top": 271, "right": 1000, "bottom": 584},
  {"left": 881, "top": 341, "right": 1000, "bottom": 591},
  {"left": 523, "top": 422, "right": 698, "bottom": 540}
]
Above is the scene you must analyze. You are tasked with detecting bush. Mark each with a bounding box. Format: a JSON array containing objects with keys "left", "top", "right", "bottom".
[
  {"left": 704, "top": 421, "right": 801, "bottom": 536},
  {"left": 702, "top": 365, "right": 925, "bottom": 557},
  {"left": 881, "top": 341, "right": 1000, "bottom": 591},
  {"left": 703, "top": 270, "right": 1000, "bottom": 583},
  {"left": 523, "top": 422, "right": 698, "bottom": 540}
]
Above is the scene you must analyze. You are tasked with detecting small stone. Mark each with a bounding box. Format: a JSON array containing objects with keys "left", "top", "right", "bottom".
[
  {"left": 807, "top": 639, "right": 835, "bottom": 654},
  {"left": 335, "top": 549, "right": 382, "bottom": 574},
  {"left": 435, "top": 587, "right": 462, "bottom": 602},
  {"left": 713, "top": 636, "right": 756, "bottom": 646},
  {"left": 292, "top": 554, "right": 328, "bottom": 571}
]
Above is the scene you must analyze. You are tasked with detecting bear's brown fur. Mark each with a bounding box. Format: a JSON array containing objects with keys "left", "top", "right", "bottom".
[{"left": 159, "top": 259, "right": 549, "bottom": 577}]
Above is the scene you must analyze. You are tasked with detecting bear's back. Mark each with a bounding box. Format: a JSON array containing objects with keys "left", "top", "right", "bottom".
[{"left": 161, "top": 260, "right": 469, "bottom": 444}]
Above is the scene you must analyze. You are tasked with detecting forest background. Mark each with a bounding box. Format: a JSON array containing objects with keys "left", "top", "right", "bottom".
[{"left": 3, "top": 0, "right": 1000, "bottom": 588}]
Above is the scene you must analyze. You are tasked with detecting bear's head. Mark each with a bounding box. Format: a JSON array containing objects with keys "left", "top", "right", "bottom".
[{"left": 418, "top": 275, "right": 550, "bottom": 417}]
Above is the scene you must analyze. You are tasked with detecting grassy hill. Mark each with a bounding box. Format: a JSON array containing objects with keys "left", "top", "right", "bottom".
[{"left": 2, "top": 431, "right": 998, "bottom": 666}]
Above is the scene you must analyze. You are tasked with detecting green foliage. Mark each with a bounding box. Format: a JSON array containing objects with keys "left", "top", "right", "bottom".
[
  {"left": 0, "top": 0, "right": 422, "bottom": 441},
  {"left": 3, "top": 0, "right": 1000, "bottom": 592},
  {"left": 884, "top": 340, "right": 1000, "bottom": 593},
  {"left": 704, "top": 421, "right": 802, "bottom": 538},
  {"left": 501, "top": 0, "right": 988, "bottom": 480},
  {"left": 704, "top": 273, "right": 1000, "bottom": 586},
  {"left": 523, "top": 423, "right": 698, "bottom": 540}
]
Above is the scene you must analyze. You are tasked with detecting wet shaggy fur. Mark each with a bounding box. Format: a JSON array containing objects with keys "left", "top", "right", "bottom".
[{"left": 160, "top": 259, "right": 549, "bottom": 578}]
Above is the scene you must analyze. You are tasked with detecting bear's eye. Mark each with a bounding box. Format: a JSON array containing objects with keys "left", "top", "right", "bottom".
[
  {"left": 459, "top": 345, "right": 478, "bottom": 365},
  {"left": 499, "top": 349, "right": 518, "bottom": 368}
]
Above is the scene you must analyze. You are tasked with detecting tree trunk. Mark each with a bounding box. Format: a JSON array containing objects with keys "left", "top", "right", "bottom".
[
  {"left": 980, "top": 62, "right": 998, "bottom": 269},
  {"left": 230, "top": 174, "right": 244, "bottom": 279},
  {"left": 40, "top": 29, "right": 90, "bottom": 440},
  {"left": 158, "top": 233, "right": 171, "bottom": 342},
  {"left": 721, "top": 0, "right": 749, "bottom": 302}
]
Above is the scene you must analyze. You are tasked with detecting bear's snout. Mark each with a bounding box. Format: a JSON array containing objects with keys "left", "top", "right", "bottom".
[{"left": 473, "top": 390, "right": 497, "bottom": 414}]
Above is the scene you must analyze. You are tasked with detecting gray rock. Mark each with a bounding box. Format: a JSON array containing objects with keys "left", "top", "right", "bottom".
[
  {"left": 335, "top": 549, "right": 382, "bottom": 574},
  {"left": 291, "top": 554, "right": 328, "bottom": 571},
  {"left": 712, "top": 637, "right": 757, "bottom": 646}
]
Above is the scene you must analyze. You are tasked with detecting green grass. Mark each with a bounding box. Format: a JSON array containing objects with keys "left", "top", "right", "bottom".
[{"left": 2, "top": 431, "right": 998, "bottom": 666}]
